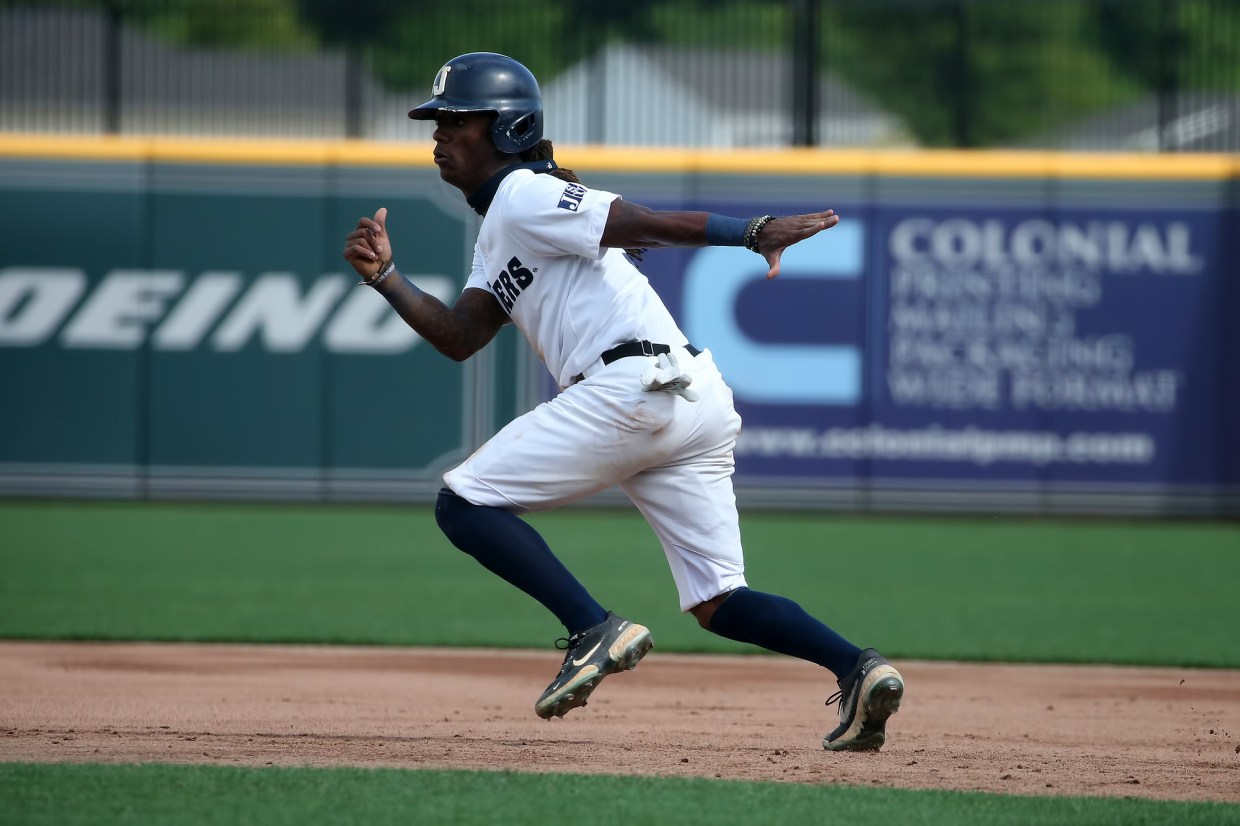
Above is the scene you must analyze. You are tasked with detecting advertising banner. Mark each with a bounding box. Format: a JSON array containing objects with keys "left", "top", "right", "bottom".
[
  {"left": 0, "top": 159, "right": 477, "bottom": 496},
  {"left": 1, "top": 144, "right": 1235, "bottom": 513},
  {"left": 639, "top": 200, "right": 1236, "bottom": 501}
]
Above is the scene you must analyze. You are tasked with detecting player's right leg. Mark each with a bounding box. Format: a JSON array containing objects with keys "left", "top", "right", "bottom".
[
  {"left": 533, "top": 611, "right": 652, "bottom": 719},
  {"left": 437, "top": 361, "right": 678, "bottom": 718},
  {"left": 434, "top": 488, "right": 608, "bottom": 637},
  {"left": 435, "top": 485, "right": 654, "bottom": 719}
]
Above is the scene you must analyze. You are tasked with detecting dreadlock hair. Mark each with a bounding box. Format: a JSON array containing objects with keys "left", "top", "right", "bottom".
[
  {"left": 521, "top": 139, "right": 579, "bottom": 184},
  {"left": 520, "top": 139, "right": 644, "bottom": 262}
]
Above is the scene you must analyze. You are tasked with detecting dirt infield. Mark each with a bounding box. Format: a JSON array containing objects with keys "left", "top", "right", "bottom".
[{"left": 1, "top": 641, "right": 1237, "bottom": 803}]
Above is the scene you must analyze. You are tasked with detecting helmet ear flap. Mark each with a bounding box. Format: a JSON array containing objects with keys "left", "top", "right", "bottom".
[
  {"left": 510, "top": 111, "right": 538, "bottom": 140},
  {"left": 493, "top": 110, "right": 542, "bottom": 154}
]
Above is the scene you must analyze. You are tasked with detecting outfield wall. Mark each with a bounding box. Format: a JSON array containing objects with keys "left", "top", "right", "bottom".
[{"left": 1, "top": 135, "right": 1236, "bottom": 516}]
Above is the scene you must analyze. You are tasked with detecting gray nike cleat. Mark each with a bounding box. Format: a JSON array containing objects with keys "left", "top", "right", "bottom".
[
  {"left": 535, "top": 612, "right": 653, "bottom": 720},
  {"left": 822, "top": 648, "right": 904, "bottom": 752}
]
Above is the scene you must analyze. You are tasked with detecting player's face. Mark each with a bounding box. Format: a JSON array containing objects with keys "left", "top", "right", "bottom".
[{"left": 432, "top": 112, "right": 511, "bottom": 195}]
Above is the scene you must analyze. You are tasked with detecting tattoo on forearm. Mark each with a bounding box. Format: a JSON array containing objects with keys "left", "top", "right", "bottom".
[{"left": 372, "top": 267, "right": 486, "bottom": 358}]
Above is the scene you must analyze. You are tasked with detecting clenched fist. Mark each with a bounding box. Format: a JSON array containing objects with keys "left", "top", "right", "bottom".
[{"left": 343, "top": 207, "right": 394, "bottom": 281}]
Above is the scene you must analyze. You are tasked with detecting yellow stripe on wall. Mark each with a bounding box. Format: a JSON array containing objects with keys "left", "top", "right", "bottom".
[
  {"left": 557, "top": 146, "right": 1240, "bottom": 179},
  {"left": 1, "top": 132, "right": 1236, "bottom": 179}
]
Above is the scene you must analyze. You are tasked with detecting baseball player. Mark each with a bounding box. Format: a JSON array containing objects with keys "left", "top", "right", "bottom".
[{"left": 342, "top": 52, "right": 904, "bottom": 751}]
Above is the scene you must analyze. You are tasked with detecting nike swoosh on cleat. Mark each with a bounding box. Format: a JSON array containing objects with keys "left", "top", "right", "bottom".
[{"left": 571, "top": 642, "right": 602, "bottom": 667}]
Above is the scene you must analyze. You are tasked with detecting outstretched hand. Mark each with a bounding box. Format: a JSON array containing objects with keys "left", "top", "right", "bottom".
[
  {"left": 342, "top": 207, "right": 394, "bottom": 281},
  {"left": 756, "top": 210, "right": 839, "bottom": 279}
]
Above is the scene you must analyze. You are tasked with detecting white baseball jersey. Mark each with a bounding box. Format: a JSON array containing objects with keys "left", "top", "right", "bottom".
[
  {"left": 463, "top": 169, "right": 687, "bottom": 388},
  {"left": 446, "top": 167, "right": 749, "bottom": 611}
]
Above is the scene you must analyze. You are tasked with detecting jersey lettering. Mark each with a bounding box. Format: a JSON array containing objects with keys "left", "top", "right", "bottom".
[
  {"left": 490, "top": 278, "right": 512, "bottom": 312},
  {"left": 558, "top": 183, "right": 587, "bottom": 212},
  {"left": 491, "top": 256, "right": 535, "bottom": 313},
  {"left": 508, "top": 257, "right": 535, "bottom": 289},
  {"left": 496, "top": 269, "right": 517, "bottom": 303}
]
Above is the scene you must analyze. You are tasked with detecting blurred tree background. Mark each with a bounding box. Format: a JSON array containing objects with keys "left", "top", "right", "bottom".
[{"left": 2, "top": 0, "right": 1237, "bottom": 148}]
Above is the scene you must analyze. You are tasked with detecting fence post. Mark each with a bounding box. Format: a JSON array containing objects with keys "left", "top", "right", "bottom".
[
  {"left": 952, "top": 0, "right": 974, "bottom": 148},
  {"left": 1156, "top": 0, "right": 1179, "bottom": 152},
  {"left": 587, "top": 47, "right": 607, "bottom": 144},
  {"left": 104, "top": 1, "right": 122, "bottom": 134},
  {"left": 345, "top": 47, "right": 363, "bottom": 139},
  {"left": 791, "top": 0, "right": 820, "bottom": 147}
]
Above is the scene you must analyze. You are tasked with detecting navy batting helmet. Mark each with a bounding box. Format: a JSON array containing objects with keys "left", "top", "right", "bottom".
[{"left": 409, "top": 53, "right": 543, "bottom": 155}]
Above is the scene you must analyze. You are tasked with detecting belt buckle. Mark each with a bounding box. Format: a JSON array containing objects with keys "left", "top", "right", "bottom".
[{"left": 639, "top": 339, "right": 655, "bottom": 357}]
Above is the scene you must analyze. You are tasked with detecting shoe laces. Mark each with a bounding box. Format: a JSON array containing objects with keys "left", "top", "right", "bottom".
[
  {"left": 551, "top": 632, "right": 587, "bottom": 674},
  {"left": 826, "top": 671, "right": 858, "bottom": 709},
  {"left": 554, "top": 630, "right": 586, "bottom": 652}
]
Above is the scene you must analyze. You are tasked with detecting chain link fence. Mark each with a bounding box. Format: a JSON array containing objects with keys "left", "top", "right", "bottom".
[{"left": 2, "top": 0, "right": 1237, "bottom": 151}]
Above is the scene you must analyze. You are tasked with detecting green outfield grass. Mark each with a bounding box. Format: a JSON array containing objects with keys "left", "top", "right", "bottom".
[
  {"left": 2, "top": 762, "right": 1237, "bottom": 826},
  {"left": 1, "top": 500, "right": 1238, "bottom": 667}
]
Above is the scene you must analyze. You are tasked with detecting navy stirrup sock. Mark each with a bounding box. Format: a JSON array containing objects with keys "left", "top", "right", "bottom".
[
  {"left": 434, "top": 488, "right": 607, "bottom": 636},
  {"left": 708, "top": 587, "right": 863, "bottom": 678}
]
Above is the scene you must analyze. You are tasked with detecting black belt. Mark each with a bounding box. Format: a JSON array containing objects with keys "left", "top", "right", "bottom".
[{"left": 571, "top": 340, "right": 701, "bottom": 385}]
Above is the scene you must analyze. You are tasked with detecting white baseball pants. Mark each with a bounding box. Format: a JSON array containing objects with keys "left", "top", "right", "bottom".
[{"left": 443, "top": 346, "right": 748, "bottom": 611}]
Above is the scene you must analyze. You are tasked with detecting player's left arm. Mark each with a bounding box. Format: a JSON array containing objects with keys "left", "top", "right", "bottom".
[{"left": 600, "top": 199, "right": 839, "bottom": 279}]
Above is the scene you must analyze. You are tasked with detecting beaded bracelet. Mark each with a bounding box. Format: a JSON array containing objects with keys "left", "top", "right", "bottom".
[
  {"left": 359, "top": 259, "right": 396, "bottom": 287},
  {"left": 743, "top": 215, "right": 775, "bottom": 252}
]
